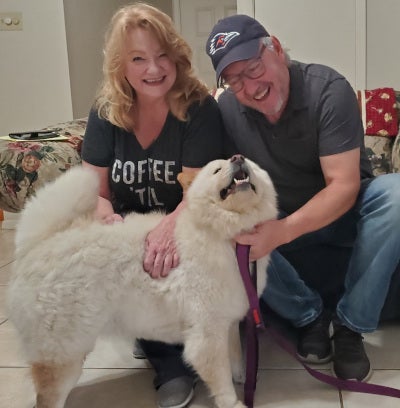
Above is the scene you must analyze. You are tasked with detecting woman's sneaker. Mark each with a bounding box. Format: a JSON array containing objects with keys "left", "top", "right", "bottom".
[
  {"left": 156, "top": 376, "right": 196, "bottom": 408},
  {"left": 297, "top": 310, "right": 333, "bottom": 364},
  {"left": 332, "top": 319, "right": 372, "bottom": 382}
]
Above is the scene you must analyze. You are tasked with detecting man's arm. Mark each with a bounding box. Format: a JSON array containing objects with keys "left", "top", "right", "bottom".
[{"left": 236, "top": 148, "right": 361, "bottom": 260}]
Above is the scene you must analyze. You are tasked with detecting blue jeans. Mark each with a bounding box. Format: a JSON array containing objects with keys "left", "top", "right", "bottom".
[{"left": 262, "top": 174, "right": 400, "bottom": 333}]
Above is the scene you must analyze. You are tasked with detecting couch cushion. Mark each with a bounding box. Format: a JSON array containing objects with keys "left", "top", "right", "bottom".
[
  {"left": 392, "top": 130, "right": 400, "bottom": 173},
  {"left": 0, "top": 118, "right": 87, "bottom": 212},
  {"left": 358, "top": 88, "right": 398, "bottom": 137},
  {"left": 364, "top": 134, "right": 393, "bottom": 176}
]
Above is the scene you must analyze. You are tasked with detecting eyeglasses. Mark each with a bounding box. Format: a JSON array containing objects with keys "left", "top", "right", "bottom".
[{"left": 220, "top": 45, "right": 267, "bottom": 93}]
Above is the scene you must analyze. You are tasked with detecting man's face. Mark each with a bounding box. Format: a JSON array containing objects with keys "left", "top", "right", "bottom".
[{"left": 221, "top": 38, "right": 290, "bottom": 122}]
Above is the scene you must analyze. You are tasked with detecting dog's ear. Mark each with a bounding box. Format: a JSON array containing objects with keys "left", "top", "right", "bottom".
[{"left": 177, "top": 171, "right": 198, "bottom": 193}]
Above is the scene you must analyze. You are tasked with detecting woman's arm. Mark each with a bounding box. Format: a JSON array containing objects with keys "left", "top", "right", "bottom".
[{"left": 82, "top": 160, "right": 123, "bottom": 224}]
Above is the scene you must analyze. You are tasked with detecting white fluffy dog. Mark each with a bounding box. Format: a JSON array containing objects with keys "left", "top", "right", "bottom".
[{"left": 7, "top": 155, "right": 277, "bottom": 408}]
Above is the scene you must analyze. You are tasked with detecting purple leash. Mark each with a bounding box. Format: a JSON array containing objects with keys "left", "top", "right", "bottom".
[
  {"left": 236, "top": 244, "right": 264, "bottom": 408},
  {"left": 236, "top": 243, "right": 400, "bottom": 408}
]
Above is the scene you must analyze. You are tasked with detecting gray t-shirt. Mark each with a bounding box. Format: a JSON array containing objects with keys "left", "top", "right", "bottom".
[{"left": 219, "top": 61, "right": 373, "bottom": 214}]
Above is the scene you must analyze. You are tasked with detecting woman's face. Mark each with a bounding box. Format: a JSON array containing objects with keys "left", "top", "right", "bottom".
[{"left": 124, "top": 28, "right": 177, "bottom": 101}]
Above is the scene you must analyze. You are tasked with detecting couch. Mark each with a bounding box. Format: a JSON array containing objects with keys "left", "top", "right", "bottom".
[{"left": 0, "top": 119, "right": 87, "bottom": 212}]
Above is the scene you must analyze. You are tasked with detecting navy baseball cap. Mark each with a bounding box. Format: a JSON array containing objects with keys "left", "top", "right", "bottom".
[{"left": 206, "top": 15, "right": 269, "bottom": 85}]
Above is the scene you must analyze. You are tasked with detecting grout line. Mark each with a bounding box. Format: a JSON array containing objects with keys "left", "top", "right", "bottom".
[
  {"left": 339, "top": 390, "right": 344, "bottom": 407},
  {"left": 0, "top": 365, "right": 30, "bottom": 369},
  {"left": 0, "top": 259, "right": 14, "bottom": 266}
]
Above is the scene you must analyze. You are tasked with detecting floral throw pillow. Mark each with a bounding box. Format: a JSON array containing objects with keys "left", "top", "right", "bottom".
[{"left": 357, "top": 88, "right": 398, "bottom": 137}]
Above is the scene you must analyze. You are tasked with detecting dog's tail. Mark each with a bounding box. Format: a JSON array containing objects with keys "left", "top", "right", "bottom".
[{"left": 15, "top": 166, "right": 99, "bottom": 251}]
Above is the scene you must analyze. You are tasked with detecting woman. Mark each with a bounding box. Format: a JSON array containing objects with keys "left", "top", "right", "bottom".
[{"left": 81, "top": 4, "right": 224, "bottom": 408}]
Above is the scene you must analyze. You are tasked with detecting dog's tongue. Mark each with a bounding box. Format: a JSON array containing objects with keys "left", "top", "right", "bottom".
[{"left": 234, "top": 169, "right": 247, "bottom": 181}]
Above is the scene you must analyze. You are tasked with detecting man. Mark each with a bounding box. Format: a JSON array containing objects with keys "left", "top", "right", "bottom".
[{"left": 206, "top": 14, "right": 400, "bottom": 381}]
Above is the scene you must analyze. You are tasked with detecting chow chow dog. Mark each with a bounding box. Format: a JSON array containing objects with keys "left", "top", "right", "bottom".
[{"left": 7, "top": 155, "right": 277, "bottom": 408}]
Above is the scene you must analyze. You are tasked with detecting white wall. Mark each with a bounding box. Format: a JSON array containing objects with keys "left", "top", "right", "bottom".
[
  {"left": 1, "top": 0, "right": 398, "bottom": 137},
  {"left": 63, "top": 0, "right": 129, "bottom": 119},
  {"left": 366, "top": 0, "right": 400, "bottom": 89},
  {"left": 64, "top": 0, "right": 173, "bottom": 119},
  {"left": 0, "top": 0, "right": 72, "bottom": 135},
  {"left": 252, "top": 0, "right": 364, "bottom": 90},
  {"left": 240, "top": 0, "right": 400, "bottom": 91}
]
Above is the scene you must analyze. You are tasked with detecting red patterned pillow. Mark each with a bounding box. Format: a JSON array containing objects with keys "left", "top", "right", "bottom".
[{"left": 357, "top": 88, "right": 398, "bottom": 137}]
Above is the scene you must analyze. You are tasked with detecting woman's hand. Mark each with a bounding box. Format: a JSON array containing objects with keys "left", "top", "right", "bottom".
[
  {"left": 143, "top": 204, "right": 183, "bottom": 279},
  {"left": 95, "top": 196, "right": 123, "bottom": 224}
]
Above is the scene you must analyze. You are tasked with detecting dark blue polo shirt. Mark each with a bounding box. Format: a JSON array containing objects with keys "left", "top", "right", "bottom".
[{"left": 219, "top": 61, "right": 373, "bottom": 214}]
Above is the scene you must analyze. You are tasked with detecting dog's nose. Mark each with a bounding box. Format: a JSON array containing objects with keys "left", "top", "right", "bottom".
[{"left": 230, "top": 154, "right": 245, "bottom": 165}]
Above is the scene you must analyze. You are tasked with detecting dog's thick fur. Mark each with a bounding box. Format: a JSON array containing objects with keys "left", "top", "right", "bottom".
[{"left": 7, "top": 156, "right": 277, "bottom": 408}]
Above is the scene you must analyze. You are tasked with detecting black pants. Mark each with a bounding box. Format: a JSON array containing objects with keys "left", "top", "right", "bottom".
[{"left": 138, "top": 339, "right": 197, "bottom": 388}]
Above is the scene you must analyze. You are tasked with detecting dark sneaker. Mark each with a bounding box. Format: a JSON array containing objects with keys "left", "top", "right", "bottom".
[
  {"left": 157, "top": 376, "right": 195, "bottom": 408},
  {"left": 297, "top": 311, "right": 332, "bottom": 364},
  {"left": 332, "top": 321, "right": 372, "bottom": 382}
]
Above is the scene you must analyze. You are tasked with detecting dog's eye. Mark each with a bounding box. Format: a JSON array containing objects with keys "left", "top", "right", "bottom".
[{"left": 213, "top": 167, "right": 222, "bottom": 174}]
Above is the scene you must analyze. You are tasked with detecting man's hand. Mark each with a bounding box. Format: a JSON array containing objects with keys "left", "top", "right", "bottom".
[{"left": 235, "top": 219, "right": 289, "bottom": 261}]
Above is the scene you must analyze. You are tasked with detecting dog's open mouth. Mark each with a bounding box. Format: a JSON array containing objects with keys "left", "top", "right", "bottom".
[{"left": 220, "top": 167, "right": 256, "bottom": 200}]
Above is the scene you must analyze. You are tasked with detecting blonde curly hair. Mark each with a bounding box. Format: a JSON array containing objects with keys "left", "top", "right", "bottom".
[{"left": 95, "top": 2, "right": 209, "bottom": 130}]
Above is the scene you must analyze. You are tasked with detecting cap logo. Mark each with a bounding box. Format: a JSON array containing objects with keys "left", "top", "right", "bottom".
[{"left": 209, "top": 32, "right": 239, "bottom": 55}]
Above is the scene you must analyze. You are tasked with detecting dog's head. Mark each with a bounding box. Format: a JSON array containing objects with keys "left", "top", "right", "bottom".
[{"left": 185, "top": 155, "right": 278, "bottom": 236}]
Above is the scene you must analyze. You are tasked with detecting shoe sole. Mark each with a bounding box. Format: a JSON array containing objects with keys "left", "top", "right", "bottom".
[
  {"left": 132, "top": 353, "right": 147, "bottom": 359},
  {"left": 331, "top": 365, "right": 373, "bottom": 383},
  {"left": 296, "top": 352, "right": 333, "bottom": 364},
  {"left": 157, "top": 387, "right": 194, "bottom": 408}
]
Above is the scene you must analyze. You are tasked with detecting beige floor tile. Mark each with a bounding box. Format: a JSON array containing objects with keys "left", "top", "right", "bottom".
[
  {"left": 0, "top": 367, "right": 35, "bottom": 408},
  {"left": 0, "top": 320, "right": 30, "bottom": 367},
  {"left": 254, "top": 369, "right": 342, "bottom": 407},
  {"left": 342, "top": 370, "right": 400, "bottom": 407},
  {"left": 364, "top": 323, "right": 400, "bottom": 369},
  {"left": 0, "top": 319, "right": 153, "bottom": 370},
  {"left": 0, "top": 229, "right": 15, "bottom": 267},
  {"left": 65, "top": 368, "right": 157, "bottom": 408},
  {"left": 10, "top": 367, "right": 215, "bottom": 408},
  {"left": 0, "top": 262, "right": 12, "bottom": 285},
  {"left": 0, "top": 285, "right": 7, "bottom": 321}
]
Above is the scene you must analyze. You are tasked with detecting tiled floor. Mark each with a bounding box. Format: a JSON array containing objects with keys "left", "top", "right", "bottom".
[{"left": 1, "top": 226, "right": 400, "bottom": 407}]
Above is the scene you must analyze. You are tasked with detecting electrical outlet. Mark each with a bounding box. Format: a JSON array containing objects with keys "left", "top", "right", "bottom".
[{"left": 0, "top": 12, "right": 23, "bottom": 31}]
